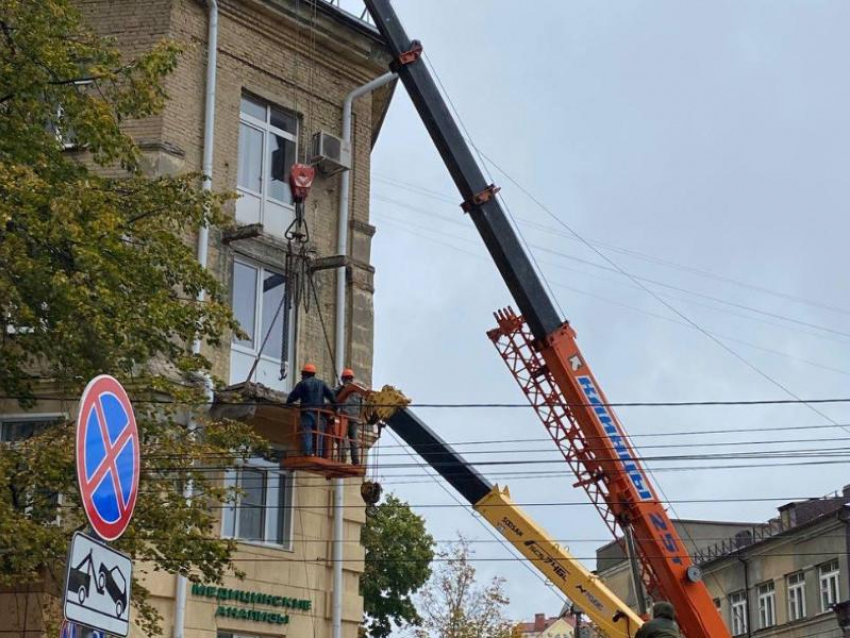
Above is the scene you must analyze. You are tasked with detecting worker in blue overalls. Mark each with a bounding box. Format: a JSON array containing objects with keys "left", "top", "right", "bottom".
[{"left": 285, "top": 363, "right": 336, "bottom": 457}]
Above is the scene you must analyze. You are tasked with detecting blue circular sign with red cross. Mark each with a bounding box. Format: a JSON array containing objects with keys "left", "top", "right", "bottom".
[{"left": 76, "top": 375, "right": 140, "bottom": 541}]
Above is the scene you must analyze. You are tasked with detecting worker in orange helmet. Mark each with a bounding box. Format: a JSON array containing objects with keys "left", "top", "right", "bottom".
[
  {"left": 335, "top": 368, "right": 363, "bottom": 465},
  {"left": 285, "top": 363, "right": 335, "bottom": 457}
]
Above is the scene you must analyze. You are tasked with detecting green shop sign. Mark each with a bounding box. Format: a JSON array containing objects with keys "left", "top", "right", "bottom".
[{"left": 192, "top": 584, "right": 312, "bottom": 626}]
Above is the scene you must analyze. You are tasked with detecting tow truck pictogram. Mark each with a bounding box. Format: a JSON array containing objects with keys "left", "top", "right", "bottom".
[{"left": 66, "top": 549, "right": 128, "bottom": 617}]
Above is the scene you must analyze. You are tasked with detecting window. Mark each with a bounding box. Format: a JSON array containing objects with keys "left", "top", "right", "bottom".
[
  {"left": 236, "top": 94, "right": 299, "bottom": 237},
  {"left": 757, "top": 581, "right": 776, "bottom": 629},
  {"left": 0, "top": 416, "right": 55, "bottom": 442},
  {"left": 820, "top": 559, "right": 840, "bottom": 612},
  {"left": 229, "top": 258, "right": 292, "bottom": 392},
  {"left": 221, "top": 457, "right": 293, "bottom": 548},
  {"left": 787, "top": 571, "right": 806, "bottom": 622},
  {"left": 729, "top": 591, "right": 748, "bottom": 636},
  {"left": 1, "top": 416, "right": 64, "bottom": 521}
]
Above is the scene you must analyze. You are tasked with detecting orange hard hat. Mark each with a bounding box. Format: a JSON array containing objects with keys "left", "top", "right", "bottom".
[
  {"left": 302, "top": 363, "right": 317, "bottom": 374},
  {"left": 341, "top": 368, "right": 355, "bottom": 379}
]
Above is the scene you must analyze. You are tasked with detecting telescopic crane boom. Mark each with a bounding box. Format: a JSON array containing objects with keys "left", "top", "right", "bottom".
[
  {"left": 386, "top": 408, "right": 643, "bottom": 638},
  {"left": 362, "top": 2, "right": 730, "bottom": 637}
]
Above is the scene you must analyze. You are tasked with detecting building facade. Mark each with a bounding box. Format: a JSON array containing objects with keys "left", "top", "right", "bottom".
[
  {"left": 596, "top": 489, "right": 850, "bottom": 638},
  {"left": 0, "top": 1, "right": 394, "bottom": 638},
  {"left": 515, "top": 612, "right": 575, "bottom": 638}
]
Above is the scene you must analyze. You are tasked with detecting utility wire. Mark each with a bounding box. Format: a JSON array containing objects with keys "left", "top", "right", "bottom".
[
  {"left": 373, "top": 204, "right": 850, "bottom": 344},
  {"left": 421, "top": 52, "right": 568, "bottom": 321},
  {"left": 8, "top": 394, "right": 850, "bottom": 408},
  {"left": 375, "top": 213, "right": 850, "bottom": 371},
  {"left": 384, "top": 429, "right": 567, "bottom": 605},
  {"left": 373, "top": 173, "right": 850, "bottom": 319}
]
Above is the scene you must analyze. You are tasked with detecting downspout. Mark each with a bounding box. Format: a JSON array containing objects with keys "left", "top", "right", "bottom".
[
  {"left": 332, "top": 70, "right": 396, "bottom": 638},
  {"left": 174, "top": 2, "right": 218, "bottom": 637},
  {"left": 739, "top": 557, "right": 752, "bottom": 638}
]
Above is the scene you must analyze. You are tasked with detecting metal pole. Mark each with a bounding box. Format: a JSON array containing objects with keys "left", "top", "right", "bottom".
[{"left": 174, "top": 2, "right": 217, "bottom": 637}]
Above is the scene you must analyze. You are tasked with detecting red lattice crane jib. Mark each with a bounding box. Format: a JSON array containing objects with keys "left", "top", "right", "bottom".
[{"left": 488, "top": 308, "right": 730, "bottom": 638}]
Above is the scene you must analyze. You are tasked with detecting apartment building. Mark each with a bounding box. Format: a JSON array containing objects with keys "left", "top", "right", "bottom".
[
  {"left": 596, "top": 488, "right": 850, "bottom": 638},
  {"left": 0, "top": 1, "right": 394, "bottom": 637}
]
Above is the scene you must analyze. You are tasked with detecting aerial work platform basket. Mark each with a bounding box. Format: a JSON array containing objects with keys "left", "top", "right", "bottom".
[
  {"left": 281, "top": 408, "right": 367, "bottom": 478},
  {"left": 280, "top": 383, "right": 409, "bottom": 479}
]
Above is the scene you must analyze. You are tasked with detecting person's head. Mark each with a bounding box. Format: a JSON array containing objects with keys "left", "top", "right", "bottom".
[
  {"left": 341, "top": 368, "right": 355, "bottom": 384},
  {"left": 301, "top": 363, "right": 317, "bottom": 378},
  {"left": 652, "top": 601, "right": 675, "bottom": 621}
]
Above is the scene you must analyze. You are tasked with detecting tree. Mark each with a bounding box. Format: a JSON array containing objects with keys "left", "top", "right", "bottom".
[
  {"left": 0, "top": 1, "right": 258, "bottom": 634},
  {"left": 414, "top": 536, "right": 513, "bottom": 638},
  {"left": 360, "top": 493, "right": 436, "bottom": 638}
]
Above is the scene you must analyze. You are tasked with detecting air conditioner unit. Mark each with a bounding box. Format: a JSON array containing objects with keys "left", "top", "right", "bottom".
[{"left": 310, "top": 131, "right": 351, "bottom": 175}]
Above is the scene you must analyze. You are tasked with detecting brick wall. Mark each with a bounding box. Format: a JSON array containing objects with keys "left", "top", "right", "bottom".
[{"left": 74, "top": 2, "right": 392, "bottom": 637}]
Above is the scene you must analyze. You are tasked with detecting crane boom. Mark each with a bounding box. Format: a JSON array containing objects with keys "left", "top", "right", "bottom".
[
  {"left": 386, "top": 408, "right": 643, "bottom": 638},
  {"left": 362, "top": 2, "right": 731, "bottom": 637}
]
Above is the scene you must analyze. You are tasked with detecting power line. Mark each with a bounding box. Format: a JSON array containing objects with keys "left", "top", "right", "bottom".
[
  {"left": 372, "top": 173, "right": 850, "bottom": 319},
  {"left": 124, "top": 495, "right": 850, "bottom": 510},
  {"left": 8, "top": 393, "right": 850, "bottom": 408},
  {"left": 375, "top": 212, "right": 850, "bottom": 375},
  {"left": 213, "top": 550, "right": 850, "bottom": 563},
  {"left": 373, "top": 204, "right": 850, "bottom": 345},
  {"left": 138, "top": 456, "right": 850, "bottom": 483},
  {"left": 384, "top": 429, "right": 566, "bottom": 602}
]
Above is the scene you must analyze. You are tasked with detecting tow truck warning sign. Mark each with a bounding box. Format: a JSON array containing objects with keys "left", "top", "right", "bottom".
[{"left": 63, "top": 532, "right": 132, "bottom": 637}]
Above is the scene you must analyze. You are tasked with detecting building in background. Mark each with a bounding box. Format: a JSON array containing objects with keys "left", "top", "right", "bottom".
[
  {"left": 515, "top": 611, "right": 576, "bottom": 638},
  {"left": 0, "top": 1, "right": 394, "bottom": 637},
  {"left": 596, "top": 487, "right": 850, "bottom": 638}
]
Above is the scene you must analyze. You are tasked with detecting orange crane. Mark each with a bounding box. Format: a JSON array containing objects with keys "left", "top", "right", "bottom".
[{"left": 362, "top": 2, "right": 731, "bottom": 637}]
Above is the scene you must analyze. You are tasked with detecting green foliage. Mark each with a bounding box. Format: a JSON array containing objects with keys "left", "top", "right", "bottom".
[
  {"left": 0, "top": 1, "right": 260, "bottom": 635},
  {"left": 361, "top": 493, "right": 436, "bottom": 638},
  {"left": 414, "top": 537, "right": 513, "bottom": 638}
]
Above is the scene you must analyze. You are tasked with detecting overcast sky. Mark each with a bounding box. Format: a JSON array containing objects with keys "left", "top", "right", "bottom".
[{"left": 352, "top": 0, "right": 850, "bottom": 627}]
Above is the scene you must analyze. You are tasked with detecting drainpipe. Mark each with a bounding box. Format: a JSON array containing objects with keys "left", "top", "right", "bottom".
[
  {"left": 739, "top": 557, "right": 752, "bottom": 638},
  {"left": 332, "top": 70, "right": 396, "bottom": 638},
  {"left": 174, "top": 2, "right": 218, "bottom": 638},
  {"left": 843, "top": 505, "right": 850, "bottom": 603}
]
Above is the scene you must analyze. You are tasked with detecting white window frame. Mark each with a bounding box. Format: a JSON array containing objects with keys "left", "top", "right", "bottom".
[
  {"left": 236, "top": 94, "right": 298, "bottom": 220},
  {"left": 820, "top": 559, "right": 840, "bottom": 613},
  {"left": 221, "top": 456, "right": 294, "bottom": 550},
  {"left": 787, "top": 571, "right": 806, "bottom": 622},
  {"left": 757, "top": 581, "right": 776, "bottom": 629},
  {"left": 729, "top": 591, "right": 748, "bottom": 637},
  {"left": 230, "top": 256, "right": 294, "bottom": 382}
]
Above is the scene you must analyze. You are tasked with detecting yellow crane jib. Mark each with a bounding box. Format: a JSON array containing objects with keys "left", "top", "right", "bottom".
[
  {"left": 385, "top": 408, "right": 642, "bottom": 638},
  {"left": 474, "top": 486, "right": 643, "bottom": 638}
]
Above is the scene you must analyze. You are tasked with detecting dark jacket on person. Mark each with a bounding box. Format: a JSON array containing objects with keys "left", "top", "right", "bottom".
[
  {"left": 634, "top": 617, "right": 681, "bottom": 638},
  {"left": 286, "top": 376, "right": 335, "bottom": 424}
]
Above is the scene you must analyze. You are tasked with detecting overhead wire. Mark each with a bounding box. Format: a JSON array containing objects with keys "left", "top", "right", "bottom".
[
  {"left": 374, "top": 213, "right": 850, "bottom": 377},
  {"left": 421, "top": 52, "right": 568, "bottom": 321},
  {"left": 377, "top": 57, "right": 843, "bottom": 598},
  {"left": 373, "top": 204, "right": 850, "bottom": 346},
  {"left": 373, "top": 173, "right": 850, "bottom": 319},
  {"left": 384, "top": 430, "right": 568, "bottom": 606},
  {"left": 11, "top": 393, "right": 850, "bottom": 408}
]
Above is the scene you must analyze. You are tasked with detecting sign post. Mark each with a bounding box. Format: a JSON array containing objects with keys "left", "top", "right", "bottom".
[{"left": 63, "top": 375, "right": 140, "bottom": 638}]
